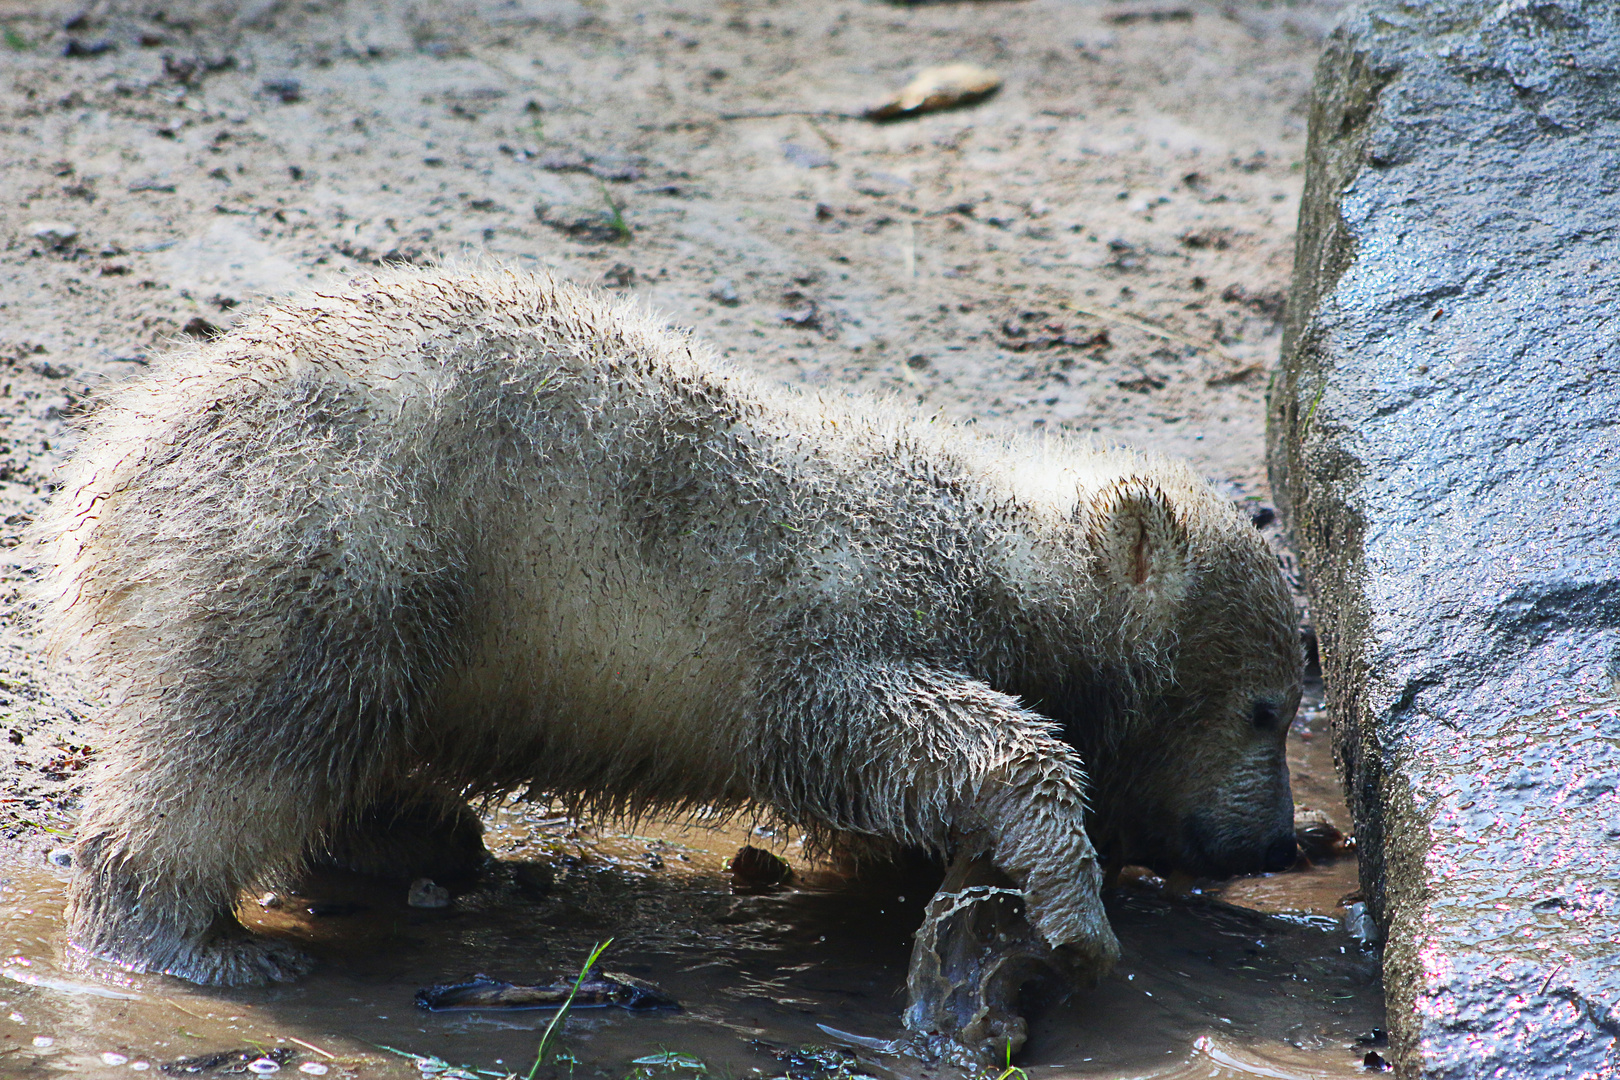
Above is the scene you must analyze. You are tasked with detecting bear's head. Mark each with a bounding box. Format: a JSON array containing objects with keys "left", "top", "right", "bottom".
[{"left": 1048, "top": 478, "right": 1302, "bottom": 879}]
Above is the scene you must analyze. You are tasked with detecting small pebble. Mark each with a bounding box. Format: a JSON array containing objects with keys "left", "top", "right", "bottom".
[
  {"left": 258, "top": 892, "right": 283, "bottom": 909},
  {"left": 26, "top": 221, "right": 78, "bottom": 247},
  {"left": 103, "top": 1052, "right": 129, "bottom": 1065},
  {"left": 32, "top": 1035, "right": 54, "bottom": 1048},
  {"left": 298, "top": 1064, "right": 329, "bottom": 1076},
  {"left": 247, "top": 1058, "right": 281, "bottom": 1074},
  {"left": 708, "top": 278, "right": 740, "bottom": 306},
  {"left": 407, "top": 877, "right": 450, "bottom": 908},
  {"left": 47, "top": 848, "right": 72, "bottom": 868},
  {"left": 132, "top": 1064, "right": 152, "bottom": 1072}
]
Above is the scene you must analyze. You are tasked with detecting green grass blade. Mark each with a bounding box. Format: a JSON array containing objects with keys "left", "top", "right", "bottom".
[{"left": 527, "top": 938, "right": 614, "bottom": 1080}]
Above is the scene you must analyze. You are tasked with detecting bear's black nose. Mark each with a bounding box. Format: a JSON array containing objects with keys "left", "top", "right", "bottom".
[{"left": 1262, "top": 832, "right": 1298, "bottom": 872}]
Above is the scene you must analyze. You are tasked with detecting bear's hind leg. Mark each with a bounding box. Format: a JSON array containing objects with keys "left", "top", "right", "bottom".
[
  {"left": 68, "top": 839, "right": 312, "bottom": 986},
  {"left": 68, "top": 774, "right": 318, "bottom": 986},
  {"left": 320, "top": 789, "right": 489, "bottom": 882}
]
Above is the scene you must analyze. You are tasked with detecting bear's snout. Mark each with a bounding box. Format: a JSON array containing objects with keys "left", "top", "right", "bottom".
[
  {"left": 1261, "top": 831, "right": 1299, "bottom": 873},
  {"left": 1179, "top": 814, "right": 1298, "bottom": 877}
]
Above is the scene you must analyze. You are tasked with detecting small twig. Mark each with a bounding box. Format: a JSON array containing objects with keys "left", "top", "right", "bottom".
[
  {"left": 286, "top": 1036, "right": 336, "bottom": 1059},
  {"left": 717, "top": 108, "right": 864, "bottom": 121},
  {"left": 1060, "top": 299, "right": 1237, "bottom": 364},
  {"left": 163, "top": 998, "right": 208, "bottom": 1020},
  {"left": 1539, "top": 964, "right": 1566, "bottom": 996}
]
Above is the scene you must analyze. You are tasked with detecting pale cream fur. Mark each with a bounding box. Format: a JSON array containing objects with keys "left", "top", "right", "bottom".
[{"left": 35, "top": 266, "right": 1300, "bottom": 1013}]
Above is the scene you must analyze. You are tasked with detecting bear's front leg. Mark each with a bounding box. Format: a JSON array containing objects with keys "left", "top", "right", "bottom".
[
  {"left": 904, "top": 848, "right": 1067, "bottom": 1066},
  {"left": 753, "top": 663, "right": 1118, "bottom": 1059}
]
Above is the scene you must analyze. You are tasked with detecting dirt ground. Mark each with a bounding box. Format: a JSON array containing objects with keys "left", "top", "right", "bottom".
[{"left": 0, "top": 1, "right": 1377, "bottom": 1074}]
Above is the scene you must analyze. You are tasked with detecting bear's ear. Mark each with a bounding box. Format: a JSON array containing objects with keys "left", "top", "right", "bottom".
[{"left": 1093, "top": 481, "right": 1191, "bottom": 620}]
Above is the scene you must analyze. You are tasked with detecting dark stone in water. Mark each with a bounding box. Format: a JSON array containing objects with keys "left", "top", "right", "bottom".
[
  {"left": 729, "top": 844, "right": 792, "bottom": 893},
  {"left": 1269, "top": 1, "right": 1620, "bottom": 1076}
]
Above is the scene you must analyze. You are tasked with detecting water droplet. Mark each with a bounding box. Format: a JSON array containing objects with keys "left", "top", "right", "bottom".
[{"left": 103, "top": 1052, "right": 130, "bottom": 1065}]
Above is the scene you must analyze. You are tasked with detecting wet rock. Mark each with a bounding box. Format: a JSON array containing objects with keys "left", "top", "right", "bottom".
[
  {"left": 407, "top": 877, "right": 450, "bottom": 908},
  {"left": 1268, "top": 2, "right": 1620, "bottom": 1076},
  {"left": 728, "top": 844, "right": 791, "bottom": 892},
  {"left": 1292, "top": 807, "right": 1349, "bottom": 863}
]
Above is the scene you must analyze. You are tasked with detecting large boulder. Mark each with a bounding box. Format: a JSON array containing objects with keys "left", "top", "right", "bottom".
[{"left": 1268, "top": 2, "right": 1620, "bottom": 1077}]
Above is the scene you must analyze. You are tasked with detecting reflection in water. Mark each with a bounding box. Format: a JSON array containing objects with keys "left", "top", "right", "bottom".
[{"left": 0, "top": 701, "right": 1381, "bottom": 1078}]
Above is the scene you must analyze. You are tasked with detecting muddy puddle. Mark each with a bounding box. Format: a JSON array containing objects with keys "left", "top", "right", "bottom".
[{"left": 0, "top": 697, "right": 1380, "bottom": 1079}]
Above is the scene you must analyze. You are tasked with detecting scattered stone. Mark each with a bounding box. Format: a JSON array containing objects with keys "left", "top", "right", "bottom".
[
  {"left": 707, "top": 278, "right": 740, "bottom": 306},
  {"left": 46, "top": 848, "right": 71, "bottom": 868},
  {"left": 776, "top": 291, "right": 822, "bottom": 331},
  {"left": 161, "top": 1048, "right": 295, "bottom": 1075},
  {"left": 26, "top": 221, "right": 78, "bottom": 248},
  {"left": 103, "top": 1052, "right": 130, "bottom": 1066},
  {"left": 257, "top": 892, "right": 281, "bottom": 909},
  {"left": 32, "top": 1035, "right": 53, "bottom": 1048},
  {"left": 865, "top": 63, "right": 1001, "bottom": 122},
  {"left": 602, "top": 262, "right": 635, "bottom": 289},
  {"left": 728, "top": 844, "right": 791, "bottom": 892},
  {"left": 1103, "top": 5, "right": 1194, "bottom": 26},
  {"left": 127, "top": 176, "right": 176, "bottom": 194},
  {"left": 537, "top": 205, "right": 626, "bottom": 244},
  {"left": 261, "top": 79, "right": 302, "bottom": 104},
  {"left": 30, "top": 360, "right": 72, "bottom": 379},
  {"left": 181, "top": 317, "right": 222, "bottom": 340},
  {"left": 62, "top": 38, "right": 115, "bottom": 58},
  {"left": 407, "top": 877, "right": 451, "bottom": 908},
  {"left": 535, "top": 149, "right": 643, "bottom": 182},
  {"left": 247, "top": 1059, "right": 281, "bottom": 1074},
  {"left": 781, "top": 141, "right": 833, "bottom": 169},
  {"left": 848, "top": 170, "right": 912, "bottom": 197},
  {"left": 297, "top": 1066, "right": 328, "bottom": 1076}
]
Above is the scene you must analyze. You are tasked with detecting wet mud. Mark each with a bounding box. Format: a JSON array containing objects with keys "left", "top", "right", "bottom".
[{"left": 0, "top": 698, "right": 1380, "bottom": 1079}]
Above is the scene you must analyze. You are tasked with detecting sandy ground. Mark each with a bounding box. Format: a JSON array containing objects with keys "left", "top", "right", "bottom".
[{"left": 0, "top": 0, "right": 1344, "bottom": 849}]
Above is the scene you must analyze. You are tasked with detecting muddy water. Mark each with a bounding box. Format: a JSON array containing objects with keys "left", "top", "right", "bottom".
[{"left": 0, "top": 699, "right": 1380, "bottom": 1079}]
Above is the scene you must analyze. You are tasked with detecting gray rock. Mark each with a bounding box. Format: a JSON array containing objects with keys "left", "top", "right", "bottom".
[
  {"left": 407, "top": 877, "right": 450, "bottom": 908},
  {"left": 708, "top": 278, "right": 740, "bottom": 306},
  {"left": 25, "top": 221, "right": 78, "bottom": 247},
  {"left": 1268, "top": 2, "right": 1620, "bottom": 1077}
]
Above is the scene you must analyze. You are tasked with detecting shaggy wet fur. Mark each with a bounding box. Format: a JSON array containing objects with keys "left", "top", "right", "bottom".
[{"left": 37, "top": 266, "right": 1300, "bottom": 993}]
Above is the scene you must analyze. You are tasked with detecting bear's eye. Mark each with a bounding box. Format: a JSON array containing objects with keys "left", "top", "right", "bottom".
[{"left": 1251, "top": 700, "right": 1282, "bottom": 731}]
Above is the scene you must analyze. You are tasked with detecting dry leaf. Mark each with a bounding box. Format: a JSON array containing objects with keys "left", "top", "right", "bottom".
[{"left": 865, "top": 63, "right": 1001, "bottom": 121}]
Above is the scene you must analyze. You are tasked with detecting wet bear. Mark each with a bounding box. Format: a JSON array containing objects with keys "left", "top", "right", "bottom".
[{"left": 36, "top": 267, "right": 1300, "bottom": 1055}]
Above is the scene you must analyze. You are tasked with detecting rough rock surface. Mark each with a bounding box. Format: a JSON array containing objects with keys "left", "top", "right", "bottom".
[{"left": 1269, "top": 2, "right": 1620, "bottom": 1077}]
